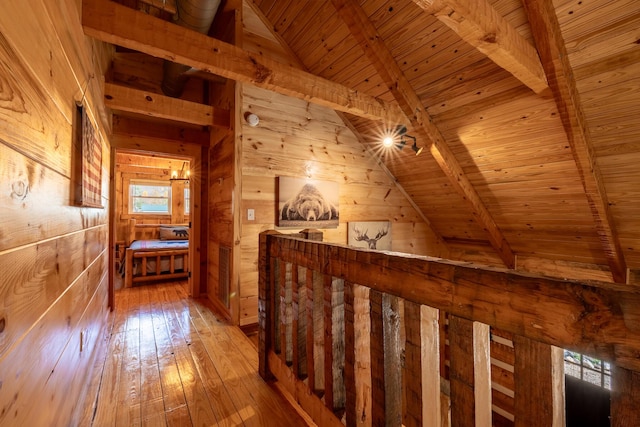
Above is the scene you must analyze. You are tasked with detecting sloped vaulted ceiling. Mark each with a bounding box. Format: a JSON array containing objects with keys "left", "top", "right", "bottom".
[{"left": 83, "top": 0, "right": 640, "bottom": 283}]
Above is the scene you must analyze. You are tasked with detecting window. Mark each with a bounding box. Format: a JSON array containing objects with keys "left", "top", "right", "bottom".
[
  {"left": 184, "top": 187, "right": 190, "bottom": 214},
  {"left": 129, "top": 180, "right": 171, "bottom": 214},
  {"left": 564, "top": 350, "right": 611, "bottom": 390}
]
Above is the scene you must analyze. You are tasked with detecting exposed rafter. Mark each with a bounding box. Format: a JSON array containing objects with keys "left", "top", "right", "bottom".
[
  {"left": 522, "top": 0, "right": 627, "bottom": 283},
  {"left": 104, "top": 82, "right": 230, "bottom": 127},
  {"left": 82, "top": 0, "right": 406, "bottom": 124},
  {"left": 331, "top": 0, "right": 515, "bottom": 268},
  {"left": 412, "top": 0, "right": 549, "bottom": 95}
]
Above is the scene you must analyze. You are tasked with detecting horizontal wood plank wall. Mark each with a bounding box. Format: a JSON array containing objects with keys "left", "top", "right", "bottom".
[
  {"left": 238, "top": 6, "right": 446, "bottom": 325},
  {"left": 0, "top": 0, "right": 112, "bottom": 425},
  {"left": 238, "top": 84, "right": 447, "bottom": 325}
]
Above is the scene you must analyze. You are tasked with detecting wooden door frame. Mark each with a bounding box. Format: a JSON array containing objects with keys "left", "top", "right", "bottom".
[{"left": 108, "top": 136, "right": 205, "bottom": 309}]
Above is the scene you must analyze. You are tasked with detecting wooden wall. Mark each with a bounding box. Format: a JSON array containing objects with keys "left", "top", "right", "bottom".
[
  {"left": 233, "top": 1, "right": 447, "bottom": 326},
  {"left": 0, "top": 0, "right": 112, "bottom": 425},
  {"left": 114, "top": 152, "right": 191, "bottom": 244},
  {"left": 206, "top": 1, "right": 241, "bottom": 317},
  {"left": 236, "top": 87, "right": 447, "bottom": 325}
]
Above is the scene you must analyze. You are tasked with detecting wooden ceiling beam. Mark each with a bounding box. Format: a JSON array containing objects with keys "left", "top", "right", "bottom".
[
  {"left": 412, "top": 0, "right": 549, "bottom": 95},
  {"left": 139, "top": 0, "right": 177, "bottom": 14},
  {"left": 331, "top": 0, "right": 515, "bottom": 268},
  {"left": 112, "top": 116, "right": 211, "bottom": 145},
  {"left": 82, "top": 0, "right": 406, "bottom": 124},
  {"left": 522, "top": 0, "right": 627, "bottom": 283},
  {"left": 104, "top": 82, "right": 229, "bottom": 127}
]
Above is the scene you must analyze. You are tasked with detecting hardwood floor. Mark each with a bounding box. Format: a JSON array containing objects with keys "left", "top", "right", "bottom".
[{"left": 80, "top": 281, "right": 310, "bottom": 426}]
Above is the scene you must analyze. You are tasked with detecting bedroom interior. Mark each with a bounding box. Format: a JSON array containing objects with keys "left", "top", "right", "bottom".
[{"left": 1, "top": 0, "right": 639, "bottom": 425}]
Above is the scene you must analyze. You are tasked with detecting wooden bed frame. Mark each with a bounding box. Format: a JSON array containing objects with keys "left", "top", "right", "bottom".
[{"left": 124, "top": 219, "right": 190, "bottom": 288}]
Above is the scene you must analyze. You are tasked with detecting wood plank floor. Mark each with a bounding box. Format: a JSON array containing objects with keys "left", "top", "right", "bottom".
[{"left": 81, "top": 281, "right": 310, "bottom": 426}]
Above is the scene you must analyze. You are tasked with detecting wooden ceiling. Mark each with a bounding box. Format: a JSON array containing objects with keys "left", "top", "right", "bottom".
[{"left": 82, "top": 0, "right": 640, "bottom": 282}]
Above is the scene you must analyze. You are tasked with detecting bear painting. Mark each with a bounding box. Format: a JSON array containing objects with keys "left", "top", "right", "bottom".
[{"left": 278, "top": 177, "right": 339, "bottom": 228}]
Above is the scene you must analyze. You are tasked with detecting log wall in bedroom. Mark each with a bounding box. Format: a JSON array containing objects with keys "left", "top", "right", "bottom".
[{"left": 0, "top": 0, "right": 112, "bottom": 424}]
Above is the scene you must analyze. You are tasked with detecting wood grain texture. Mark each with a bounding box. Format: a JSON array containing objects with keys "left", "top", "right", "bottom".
[
  {"left": 82, "top": 0, "right": 406, "bottom": 124},
  {"left": 263, "top": 233, "right": 640, "bottom": 372},
  {"left": 513, "top": 336, "right": 564, "bottom": 427}
]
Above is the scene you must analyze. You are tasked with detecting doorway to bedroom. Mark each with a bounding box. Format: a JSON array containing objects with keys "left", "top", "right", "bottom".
[{"left": 111, "top": 150, "right": 194, "bottom": 297}]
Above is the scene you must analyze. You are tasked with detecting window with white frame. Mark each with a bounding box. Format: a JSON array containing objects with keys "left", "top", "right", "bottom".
[
  {"left": 129, "top": 180, "right": 171, "bottom": 214},
  {"left": 184, "top": 187, "right": 190, "bottom": 214},
  {"left": 564, "top": 350, "right": 611, "bottom": 390}
]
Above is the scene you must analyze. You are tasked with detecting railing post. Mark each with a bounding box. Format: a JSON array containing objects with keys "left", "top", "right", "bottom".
[{"left": 258, "top": 230, "right": 279, "bottom": 380}]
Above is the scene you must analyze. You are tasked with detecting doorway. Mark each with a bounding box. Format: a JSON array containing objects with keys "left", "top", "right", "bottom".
[{"left": 109, "top": 148, "right": 199, "bottom": 308}]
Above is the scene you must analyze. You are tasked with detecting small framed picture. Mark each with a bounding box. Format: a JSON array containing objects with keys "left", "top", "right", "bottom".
[{"left": 348, "top": 221, "right": 391, "bottom": 250}]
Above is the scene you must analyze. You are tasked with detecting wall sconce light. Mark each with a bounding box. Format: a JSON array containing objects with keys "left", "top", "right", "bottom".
[
  {"left": 171, "top": 161, "right": 190, "bottom": 182},
  {"left": 384, "top": 125, "right": 423, "bottom": 155}
]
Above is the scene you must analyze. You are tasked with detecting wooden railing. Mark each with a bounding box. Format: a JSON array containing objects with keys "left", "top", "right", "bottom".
[{"left": 258, "top": 231, "right": 640, "bottom": 426}]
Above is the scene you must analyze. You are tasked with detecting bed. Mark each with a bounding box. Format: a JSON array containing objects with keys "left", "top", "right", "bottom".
[{"left": 123, "top": 219, "right": 190, "bottom": 287}]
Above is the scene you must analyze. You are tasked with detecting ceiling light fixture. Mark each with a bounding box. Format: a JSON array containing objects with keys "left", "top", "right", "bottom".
[
  {"left": 171, "top": 161, "right": 190, "bottom": 182},
  {"left": 386, "top": 125, "right": 423, "bottom": 155}
]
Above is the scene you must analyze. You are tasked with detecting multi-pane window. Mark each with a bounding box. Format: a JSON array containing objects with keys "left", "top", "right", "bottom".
[
  {"left": 564, "top": 350, "right": 611, "bottom": 390},
  {"left": 129, "top": 180, "right": 171, "bottom": 214},
  {"left": 184, "top": 187, "right": 190, "bottom": 214}
]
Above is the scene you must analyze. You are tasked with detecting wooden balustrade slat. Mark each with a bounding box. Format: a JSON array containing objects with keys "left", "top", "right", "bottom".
[
  {"left": 292, "top": 264, "right": 300, "bottom": 375},
  {"left": 295, "top": 265, "right": 307, "bottom": 379},
  {"left": 450, "top": 316, "right": 492, "bottom": 427},
  {"left": 404, "top": 302, "right": 441, "bottom": 427},
  {"left": 323, "top": 274, "right": 335, "bottom": 411},
  {"left": 275, "top": 258, "right": 283, "bottom": 357},
  {"left": 305, "top": 268, "right": 316, "bottom": 392},
  {"left": 322, "top": 276, "right": 347, "bottom": 413},
  {"left": 311, "top": 270, "right": 325, "bottom": 394},
  {"left": 513, "top": 336, "right": 564, "bottom": 426},
  {"left": 258, "top": 230, "right": 277, "bottom": 380},
  {"left": 370, "top": 291, "right": 402, "bottom": 427},
  {"left": 611, "top": 366, "right": 640, "bottom": 427},
  {"left": 344, "top": 283, "right": 372, "bottom": 427},
  {"left": 344, "top": 281, "right": 357, "bottom": 427}
]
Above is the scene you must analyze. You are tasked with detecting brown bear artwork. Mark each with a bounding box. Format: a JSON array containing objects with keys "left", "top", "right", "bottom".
[{"left": 278, "top": 177, "right": 339, "bottom": 228}]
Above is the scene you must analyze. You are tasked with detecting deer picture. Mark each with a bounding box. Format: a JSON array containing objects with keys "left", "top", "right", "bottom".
[{"left": 353, "top": 224, "right": 389, "bottom": 250}]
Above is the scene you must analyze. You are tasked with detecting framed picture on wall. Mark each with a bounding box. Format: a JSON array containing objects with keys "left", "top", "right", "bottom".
[
  {"left": 277, "top": 176, "right": 339, "bottom": 228},
  {"left": 348, "top": 221, "right": 391, "bottom": 250},
  {"left": 72, "top": 103, "right": 103, "bottom": 208}
]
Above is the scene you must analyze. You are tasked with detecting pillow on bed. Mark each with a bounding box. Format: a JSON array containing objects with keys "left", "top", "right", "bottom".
[{"left": 159, "top": 225, "right": 189, "bottom": 240}]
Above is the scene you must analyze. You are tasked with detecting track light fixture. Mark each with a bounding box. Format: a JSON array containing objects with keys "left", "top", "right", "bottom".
[{"left": 385, "top": 125, "right": 423, "bottom": 155}]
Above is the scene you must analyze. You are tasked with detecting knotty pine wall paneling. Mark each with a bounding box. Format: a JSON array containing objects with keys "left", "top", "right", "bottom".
[
  {"left": 234, "top": 1, "right": 447, "bottom": 326},
  {"left": 0, "top": 0, "right": 112, "bottom": 425},
  {"left": 206, "top": 0, "right": 241, "bottom": 319},
  {"left": 238, "top": 85, "right": 447, "bottom": 325}
]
